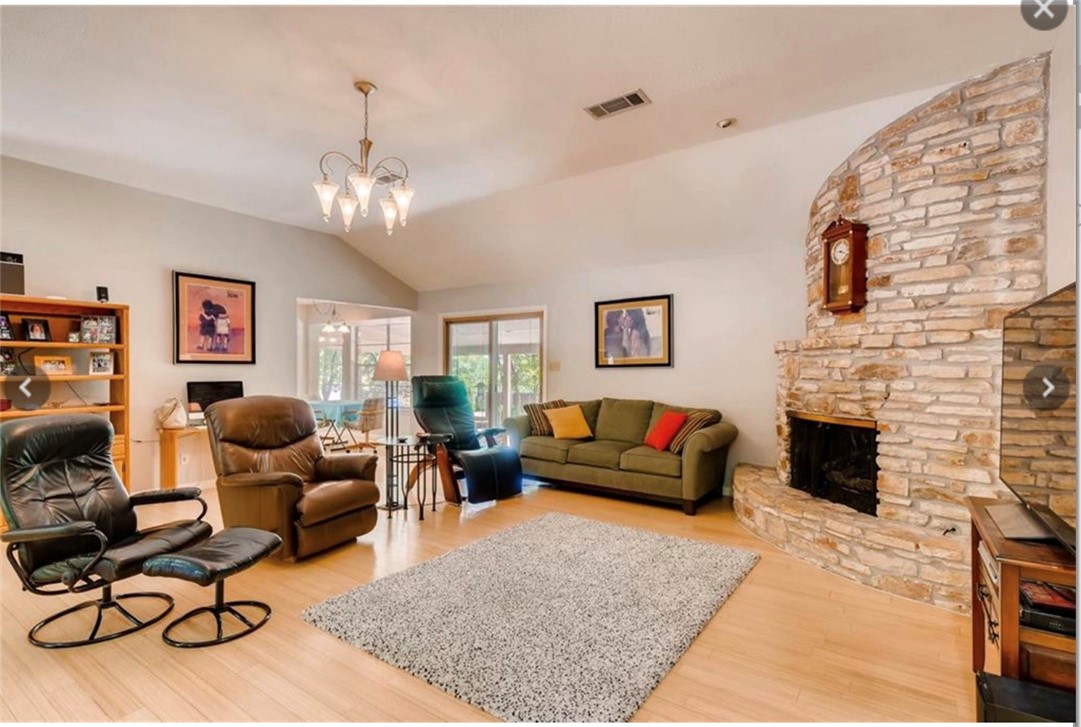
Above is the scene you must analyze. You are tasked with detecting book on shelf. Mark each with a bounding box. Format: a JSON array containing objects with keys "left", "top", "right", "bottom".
[{"left": 1021, "top": 581, "right": 1075, "bottom": 615}]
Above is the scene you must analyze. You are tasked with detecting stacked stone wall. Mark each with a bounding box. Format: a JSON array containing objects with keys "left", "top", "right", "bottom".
[{"left": 734, "top": 55, "right": 1051, "bottom": 612}]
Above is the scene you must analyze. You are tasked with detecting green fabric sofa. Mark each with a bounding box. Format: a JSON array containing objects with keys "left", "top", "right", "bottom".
[{"left": 504, "top": 397, "right": 738, "bottom": 515}]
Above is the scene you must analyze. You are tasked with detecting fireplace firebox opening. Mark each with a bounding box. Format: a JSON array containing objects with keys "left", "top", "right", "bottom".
[{"left": 788, "top": 412, "right": 878, "bottom": 516}]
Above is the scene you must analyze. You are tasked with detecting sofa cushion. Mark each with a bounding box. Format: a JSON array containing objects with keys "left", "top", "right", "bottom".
[
  {"left": 524, "top": 399, "right": 567, "bottom": 436},
  {"left": 544, "top": 405, "right": 593, "bottom": 440},
  {"left": 644, "top": 410, "right": 687, "bottom": 451},
  {"left": 568, "top": 399, "right": 602, "bottom": 434},
  {"left": 620, "top": 446, "right": 682, "bottom": 478},
  {"left": 567, "top": 440, "right": 637, "bottom": 470},
  {"left": 669, "top": 410, "right": 722, "bottom": 454},
  {"left": 647, "top": 402, "right": 722, "bottom": 434},
  {"left": 520, "top": 436, "right": 575, "bottom": 464},
  {"left": 594, "top": 398, "right": 654, "bottom": 444}
]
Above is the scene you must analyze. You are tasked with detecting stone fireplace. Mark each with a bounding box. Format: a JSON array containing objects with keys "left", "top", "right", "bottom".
[
  {"left": 733, "top": 55, "right": 1052, "bottom": 612},
  {"left": 788, "top": 412, "right": 879, "bottom": 516}
]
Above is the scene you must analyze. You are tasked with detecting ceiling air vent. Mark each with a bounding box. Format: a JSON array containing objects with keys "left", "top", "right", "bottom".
[{"left": 585, "top": 89, "right": 651, "bottom": 120}]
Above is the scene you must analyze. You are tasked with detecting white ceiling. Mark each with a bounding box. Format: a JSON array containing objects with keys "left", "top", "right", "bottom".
[{"left": 1, "top": 6, "right": 1069, "bottom": 290}]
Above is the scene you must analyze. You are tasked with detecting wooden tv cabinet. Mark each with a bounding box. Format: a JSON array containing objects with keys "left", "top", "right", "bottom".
[{"left": 967, "top": 498, "right": 1076, "bottom": 691}]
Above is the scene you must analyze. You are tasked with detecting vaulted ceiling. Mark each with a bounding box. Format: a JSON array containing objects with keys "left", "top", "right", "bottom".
[{"left": 2, "top": 6, "right": 1069, "bottom": 290}]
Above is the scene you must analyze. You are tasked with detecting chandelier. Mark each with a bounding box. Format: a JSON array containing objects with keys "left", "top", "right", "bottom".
[
  {"left": 313, "top": 302, "right": 349, "bottom": 334},
  {"left": 312, "top": 81, "right": 414, "bottom": 236}
]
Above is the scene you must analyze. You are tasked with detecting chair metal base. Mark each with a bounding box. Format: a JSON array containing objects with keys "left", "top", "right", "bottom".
[
  {"left": 28, "top": 585, "right": 174, "bottom": 649},
  {"left": 162, "top": 581, "right": 271, "bottom": 648}
]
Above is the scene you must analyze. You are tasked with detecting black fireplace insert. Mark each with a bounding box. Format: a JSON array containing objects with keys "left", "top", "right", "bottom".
[{"left": 788, "top": 414, "right": 878, "bottom": 516}]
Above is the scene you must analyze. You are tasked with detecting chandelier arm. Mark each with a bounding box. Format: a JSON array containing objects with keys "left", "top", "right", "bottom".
[
  {"left": 319, "top": 151, "right": 361, "bottom": 179},
  {"left": 370, "top": 156, "right": 410, "bottom": 184}
]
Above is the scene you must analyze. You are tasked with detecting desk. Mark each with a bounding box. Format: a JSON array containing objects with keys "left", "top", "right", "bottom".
[{"left": 160, "top": 426, "right": 208, "bottom": 489}]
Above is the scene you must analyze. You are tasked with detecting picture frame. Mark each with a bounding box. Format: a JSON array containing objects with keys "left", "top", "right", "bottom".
[
  {"left": 594, "top": 294, "right": 673, "bottom": 368},
  {"left": 0, "top": 314, "right": 14, "bottom": 340},
  {"left": 173, "top": 271, "right": 256, "bottom": 364},
  {"left": 34, "top": 354, "right": 73, "bottom": 376},
  {"left": 88, "top": 350, "right": 114, "bottom": 375},
  {"left": 23, "top": 318, "right": 51, "bottom": 342},
  {"left": 0, "top": 349, "right": 16, "bottom": 376},
  {"left": 80, "top": 315, "right": 117, "bottom": 344}
]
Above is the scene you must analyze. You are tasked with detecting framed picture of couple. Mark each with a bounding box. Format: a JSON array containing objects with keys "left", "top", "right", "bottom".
[
  {"left": 173, "top": 271, "right": 256, "bottom": 364},
  {"left": 594, "top": 294, "right": 673, "bottom": 368}
]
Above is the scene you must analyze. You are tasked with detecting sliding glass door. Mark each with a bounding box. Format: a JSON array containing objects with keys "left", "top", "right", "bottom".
[{"left": 444, "top": 312, "right": 544, "bottom": 429}]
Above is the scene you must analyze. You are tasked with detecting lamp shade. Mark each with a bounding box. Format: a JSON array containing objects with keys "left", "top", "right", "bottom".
[{"left": 373, "top": 350, "right": 408, "bottom": 382}]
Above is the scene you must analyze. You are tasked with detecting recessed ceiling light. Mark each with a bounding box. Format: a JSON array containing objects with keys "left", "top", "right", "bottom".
[{"left": 716, "top": 117, "right": 736, "bottom": 130}]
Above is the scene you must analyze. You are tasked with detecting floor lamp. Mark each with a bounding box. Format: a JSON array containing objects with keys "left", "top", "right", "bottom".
[{"left": 373, "top": 350, "right": 409, "bottom": 509}]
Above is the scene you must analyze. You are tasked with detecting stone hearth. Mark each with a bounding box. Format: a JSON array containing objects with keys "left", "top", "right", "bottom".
[{"left": 734, "top": 55, "right": 1051, "bottom": 613}]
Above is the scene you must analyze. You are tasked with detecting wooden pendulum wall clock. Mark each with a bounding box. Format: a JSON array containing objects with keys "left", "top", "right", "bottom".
[{"left": 822, "top": 217, "right": 868, "bottom": 314}]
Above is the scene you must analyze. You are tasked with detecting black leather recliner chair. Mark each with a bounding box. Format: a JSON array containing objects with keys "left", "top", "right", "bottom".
[
  {"left": 0, "top": 415, "right": 212, "bottom": 648},
  {"left": 412, "top": 375, "right": 523, "bottom": 505}
]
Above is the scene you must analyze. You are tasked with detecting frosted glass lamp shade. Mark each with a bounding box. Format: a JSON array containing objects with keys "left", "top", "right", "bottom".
[
  {"left": 372, "top": 350, "right": 408, "bottom": 381},
  {"left": 312, "top": 178, "right": 340, "bottom": 222},
  {"left": 347, "top": 172, "right": 376, "bottom": 217},
  {"left": 391, "top": 185, "right": 414, "bottom": 227},
  {"left": 337, "top": 193, "right": 360, "bottom": 232},
  {"left": 379, "top": 196, "right": 398, "bottom": 236}
]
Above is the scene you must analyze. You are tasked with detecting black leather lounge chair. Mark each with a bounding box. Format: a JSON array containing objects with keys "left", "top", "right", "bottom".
[
  {"left": 0, "top": 415, "right": 212, "bottom": 648},
  {"left": 411, "top": 375, "right": 523, "bottom": 505}
]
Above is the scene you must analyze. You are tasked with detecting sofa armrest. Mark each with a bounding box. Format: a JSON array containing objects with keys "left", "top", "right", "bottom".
[
  {"left": 681, "top": 421, "right": 739, "bottom": 504},
  {"left": 219, "top": 472, "right": 304, "bottom": 489},
  {"left": 315, "top": 453, "right": 378, "bottom": 482},
  {"left": 685, "top": 421, "right": 738, "bottom": 454},
  {"left": 503, "top": 415, "right": 531, "bottom": 450}
]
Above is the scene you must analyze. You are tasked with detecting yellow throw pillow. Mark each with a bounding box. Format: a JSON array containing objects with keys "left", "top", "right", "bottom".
[{"left": 543, "top": 405, "right": 593, "bottom": 440}]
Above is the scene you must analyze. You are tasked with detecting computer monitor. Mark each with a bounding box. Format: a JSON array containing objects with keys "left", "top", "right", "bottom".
[
  {"left": 186, "top": 380, "right": 244, "bottom": 417},
  {"left": 999, "top": 283, "right": 1076, "bottom": 554}
]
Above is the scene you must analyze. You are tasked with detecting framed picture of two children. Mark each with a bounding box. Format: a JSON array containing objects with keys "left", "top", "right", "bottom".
[{"left": 173, "top": 271, "right": 256, "bottom": 364}]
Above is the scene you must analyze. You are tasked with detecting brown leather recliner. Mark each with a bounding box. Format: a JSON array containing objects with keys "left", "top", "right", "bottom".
[{"left": 204, "top": 396, "right": 380, "bottom": 560}]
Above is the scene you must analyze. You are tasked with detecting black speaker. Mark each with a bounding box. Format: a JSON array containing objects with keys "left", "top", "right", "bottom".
[
  {"left": 976, "top": 672, "right": 1075, "bottom": 722},
  {"left": 0, "top": 252, "right": 24, "bottom": 295}
]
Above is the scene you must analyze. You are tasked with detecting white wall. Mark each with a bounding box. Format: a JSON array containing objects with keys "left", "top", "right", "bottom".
[
  {"left": 2, "top": 157, "right": 416, "bottom": 488},
  {"left": 1046, "top": 39, "right": 1077, "bottom": 290}
]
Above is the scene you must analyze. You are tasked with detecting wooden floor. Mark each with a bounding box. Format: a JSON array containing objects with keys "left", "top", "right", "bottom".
[{"left": 1, "top": 483, "right": 976, "bottom": 722}]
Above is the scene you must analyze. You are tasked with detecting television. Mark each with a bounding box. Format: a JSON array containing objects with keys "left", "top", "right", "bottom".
[
  {"left": 999, "top": 283, "right": 1076, "bottom": 554},
  {"left": 186, "top": 380, "right": 245, "bottom": 421}
]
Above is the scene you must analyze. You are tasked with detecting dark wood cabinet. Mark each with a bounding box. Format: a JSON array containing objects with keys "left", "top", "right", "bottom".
[{"left": 968, "top": 498, "right": 1076, "bottom": 692}]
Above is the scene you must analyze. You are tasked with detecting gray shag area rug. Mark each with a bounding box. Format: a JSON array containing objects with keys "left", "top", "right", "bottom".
[{"left": 302, "top": 513, "right": 758, "bottom": 722}]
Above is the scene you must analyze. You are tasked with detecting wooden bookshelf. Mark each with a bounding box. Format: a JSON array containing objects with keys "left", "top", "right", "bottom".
[{"left": 0, "top": 295, "right": 131, "bottom": 484}]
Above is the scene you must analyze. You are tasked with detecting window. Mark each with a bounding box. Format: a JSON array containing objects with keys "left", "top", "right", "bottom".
[
  {"left": 443, "top": 312, "right": 544, "bottom": 428},
  {"left": 316, "top": 331, "right": 345, "bottom": 401},
  {"left": 355, "top": 316, "right": 412, "bottom": 407}
]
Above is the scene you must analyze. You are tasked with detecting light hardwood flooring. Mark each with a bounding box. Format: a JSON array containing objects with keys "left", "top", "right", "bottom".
[{"left": 1, "top": 483, "right": 975, "bottom": 722}]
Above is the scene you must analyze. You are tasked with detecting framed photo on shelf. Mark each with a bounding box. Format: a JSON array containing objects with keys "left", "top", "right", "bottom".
[
  {"left": 23, "top": 318, "right": 51, "bottom": 342},
  {"left": 173, "top": 271, "right": 256, "bottom": 364},
  {"left": 88, "top": 350, "right": 114, "bottom": 375},
  {"left": 594, "top": 294, "right": 673, "bottom": 368},
  {"left": 80, "top": 315, "right": 117, "bottom": 344},
  {"left": 34, "top": 354, "right": 73, "bottom": 376},
  {"left": 0, "top": 349, "right": 16, "bottom": 376},
  {"left": 0, "top": 314, "right": 14, "bottom": 340}
]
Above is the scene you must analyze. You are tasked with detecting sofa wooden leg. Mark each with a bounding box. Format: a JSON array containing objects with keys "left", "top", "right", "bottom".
[{"left": 682, "top": 500, "right": 697, "bottom": 516}]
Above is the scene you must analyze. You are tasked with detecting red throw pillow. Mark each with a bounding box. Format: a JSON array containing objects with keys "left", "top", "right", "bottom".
[{"left": 644, "top": 411, "right": 688, "bottom": 451}]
